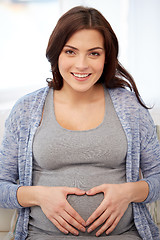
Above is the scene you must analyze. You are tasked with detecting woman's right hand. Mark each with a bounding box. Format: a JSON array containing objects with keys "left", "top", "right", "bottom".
[{"left": 37, "top": 186, "right": 86, "bottom": 235}]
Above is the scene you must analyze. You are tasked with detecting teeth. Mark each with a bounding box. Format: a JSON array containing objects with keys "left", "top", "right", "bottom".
[{"left": 72, "top": 73, "right": 90, "bottom": 78}]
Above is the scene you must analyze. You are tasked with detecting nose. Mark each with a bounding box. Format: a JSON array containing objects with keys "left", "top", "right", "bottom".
[{"left": 75, "top": 55, "right": 89, "bottom": 71}]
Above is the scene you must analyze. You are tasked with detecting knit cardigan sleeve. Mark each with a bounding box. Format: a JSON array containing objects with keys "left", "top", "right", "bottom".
[
  {"left": 109, "top": 87, "right": 160, "bottom": 204},
  {"left": 0, "top": 87, "right": 49, "bottom": 209},
  {"left": 0, "top": 101, "right": 23, "bottom": 209},
  {"left": 139, "top": 107, "right": 160, "bottom": 203}
]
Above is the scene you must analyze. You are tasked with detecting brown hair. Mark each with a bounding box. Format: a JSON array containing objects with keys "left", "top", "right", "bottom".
[{"left": 46, "top": 6, "right": 147, "bottom": 108}]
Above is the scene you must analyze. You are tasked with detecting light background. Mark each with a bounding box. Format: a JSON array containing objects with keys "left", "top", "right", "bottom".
[{"left": 0, "top": 0, "right": 160, "bottom": 119}]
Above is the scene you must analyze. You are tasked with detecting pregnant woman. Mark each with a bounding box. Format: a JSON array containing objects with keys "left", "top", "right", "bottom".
[{"left": 0, "top": 6, "right": 160, "bottom": 240}]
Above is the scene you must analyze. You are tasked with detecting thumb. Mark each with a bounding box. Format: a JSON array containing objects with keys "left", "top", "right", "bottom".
[{"left": 66, "top": 187, "right": 85, "bottom": 196}]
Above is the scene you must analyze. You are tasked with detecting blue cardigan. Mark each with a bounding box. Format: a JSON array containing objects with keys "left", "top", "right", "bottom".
[{"left": 0, "top": 86, "right": 160, "bottom": 240}]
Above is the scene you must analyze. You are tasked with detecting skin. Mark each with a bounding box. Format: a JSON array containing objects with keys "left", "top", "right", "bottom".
[
  {"left": 58, "top": 29, "right": 105, "bottom": 94},
  {"left": 17, "top": 29, "right": 149, "bottom": 237}
]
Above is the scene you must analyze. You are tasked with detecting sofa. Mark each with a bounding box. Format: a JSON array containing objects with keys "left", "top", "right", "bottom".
[{"left": 0, "top": 109, "right": 160, "bottom": 239}]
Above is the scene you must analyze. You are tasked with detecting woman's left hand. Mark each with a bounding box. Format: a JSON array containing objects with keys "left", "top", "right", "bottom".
[{"left": 86, "top": 183, "right": 131, "bottom": 236}]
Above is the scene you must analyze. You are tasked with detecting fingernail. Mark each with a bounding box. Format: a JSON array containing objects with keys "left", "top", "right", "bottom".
[
  {"left": 73, "top": 231, "right": 79, "bottom": 236},
  {"left": 86, "top": 221, "right": 90, "bottom": 226},
  {"left": 64, "top": 230, "right": 69, "bottom": 234},
  {"left": 87, "top": 228, "right": 92, "bottom": 233},
  {"left": 96, "top": 231, "right": 100, "bottom": 237},
  {"left": 80, "top": 227, "right": 86, "bottom": 232}
]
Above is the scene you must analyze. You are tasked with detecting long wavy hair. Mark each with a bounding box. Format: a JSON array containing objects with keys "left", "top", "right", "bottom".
[{"left": 46, "top": 6, "right": 147, "bottom": 108}]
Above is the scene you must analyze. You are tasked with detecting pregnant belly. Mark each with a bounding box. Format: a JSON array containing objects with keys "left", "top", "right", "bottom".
[
  {"left": 29, "top": 192, "right": 134, "bottom": 236},
  {"left": 29, "top": 192, "right": 104, "bottom": 231},
  {"left": 30, "top": 171, "right": 134, "bottom": 235},
  {"left": 67, "top": 192, "right": 104, "bottom": 221}
]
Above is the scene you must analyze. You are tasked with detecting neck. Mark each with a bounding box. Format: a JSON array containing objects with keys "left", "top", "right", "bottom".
[{"left": 55, "top": 83, "right": 102, "bottom": 106}]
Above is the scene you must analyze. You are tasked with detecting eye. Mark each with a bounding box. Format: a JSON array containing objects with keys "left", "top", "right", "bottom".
[
  {"left": 65, "top": 50, "right": 75, "bottom": 55},
  {"left": 90, "top": 52, "right": 100, "bottom": 56}
]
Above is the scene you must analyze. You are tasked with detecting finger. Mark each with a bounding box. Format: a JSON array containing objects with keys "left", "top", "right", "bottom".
[
  {"left": 86, "top": 185, "right": 104, "bottom": 196},
  {"left": 61, "top": 211, "right": 86, "bottom": 233},
  {"left": 56, "top": 215, "right": 79, "bottom": 236},
  {"left": 86, "top": 199, "right": 106, "bottom": 226},
  {"left": 51, "top": 217, "right": 69, "bottom": 235},
  {"left": 96, "top": 214, "right": 120, "bottom": 237},
  {"left": 65, "top": 202, "right": 86, "bottom": 226},
  {"left": 66, "top": 187, "right": 85, "bottom": 196},
  {"left": 87, "top": 209, "right": 110, "bottom": 233},
  {"left": 105, "top": 216, "right": 121, "bottom": 235}
]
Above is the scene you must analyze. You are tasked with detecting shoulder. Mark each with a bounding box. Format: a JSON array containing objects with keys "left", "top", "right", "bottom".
[
  {"left": 108, "top": 87, "right": 139, "bottom": 106},
  {"left": 108, "top": 87, "right": 153, "bottom": 123},
  {"left": 108, "top": 87, "right": 142, "bottom": 117},
  {"left": 108, "top": 87, "right": 155, "bottom": 133},
  {"left": 11, "top": 87, "right": 49, "bottom": 112},
  {"left": 6, "top": 87, "right": 49, "bottom": 127},
  {"left": 15, "top": 86, "right": 49, "bottom": 106}
]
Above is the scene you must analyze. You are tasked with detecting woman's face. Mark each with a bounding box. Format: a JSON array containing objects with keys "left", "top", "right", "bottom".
[{"left": 58, "top": 29, "right": 105, "bottom": 93}]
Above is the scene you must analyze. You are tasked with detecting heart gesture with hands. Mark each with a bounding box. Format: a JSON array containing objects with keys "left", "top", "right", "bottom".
[
  {"left": 17, "top": 182, "right": 148, "bottom": 236},
  {"left": 85, "top": 183, "right": 131, "bottom": 237}
]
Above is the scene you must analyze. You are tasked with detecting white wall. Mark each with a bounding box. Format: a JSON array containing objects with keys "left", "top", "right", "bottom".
[
  {"left": 127, "top": 0, "right": 160, "bottom": 107},
  {"left": 0, "top": 0, "right": 60, "bottom": 110}
]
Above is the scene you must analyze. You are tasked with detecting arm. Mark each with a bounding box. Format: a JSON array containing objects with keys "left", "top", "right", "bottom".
[
  {"left": 139, "top": 109, "right": 160, "bottom": 203},
  {"left": 123, "top": 180, "right": 149, "bottom": 203},
  {"left": 0, "top": 116, "right": 22, "bottom": 209}
]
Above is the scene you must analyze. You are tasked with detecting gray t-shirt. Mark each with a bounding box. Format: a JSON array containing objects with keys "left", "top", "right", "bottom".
[{"left": 28, "top": 87, "right": 141, "bottom": 239}]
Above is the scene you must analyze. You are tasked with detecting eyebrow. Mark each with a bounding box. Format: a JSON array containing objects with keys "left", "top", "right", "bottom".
[{"left": 64, "top": 45, "right": 104, "bottom": 51}]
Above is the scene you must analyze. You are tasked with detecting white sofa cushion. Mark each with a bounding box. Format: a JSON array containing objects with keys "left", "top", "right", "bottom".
[{"left": 0, "top": 209, "right": 15, "bottom": 232}]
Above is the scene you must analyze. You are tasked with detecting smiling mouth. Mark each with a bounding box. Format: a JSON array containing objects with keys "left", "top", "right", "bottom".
[{"left": 71, "top": 73, "right": 91, "bottom": 78}]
